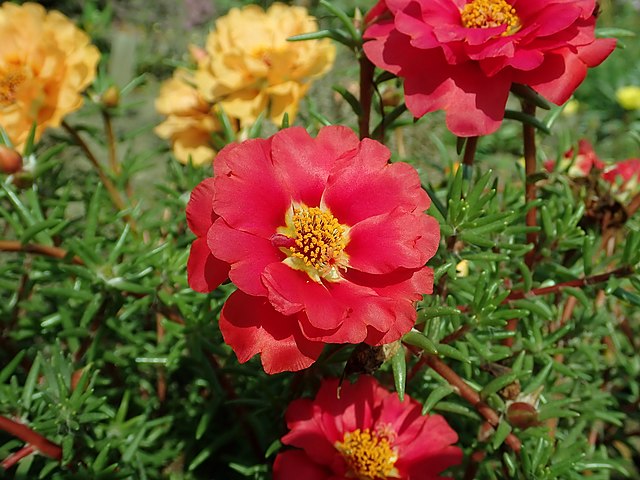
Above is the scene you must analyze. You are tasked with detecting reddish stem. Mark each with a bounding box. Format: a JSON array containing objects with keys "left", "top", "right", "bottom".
[
  {"left": 423, "top": 354, "right": 521, "bottom": 453},
  {"left": 505, "top": 265, "right": 634, "bottom": 301},
  {"left": 0, "top": 415, "right": 62, "bottom": 461},
  {"left": 358, "top": 54, "right": 375, "bottom": 140},
  {"left": 1, "top": 444, "right": 36, "bottom": 470},
  {"left": 462, "top": 136, "right": 478, "bottom": 167},
  {"left": 523, "top": 101, "right": 538, "bottom": 268},
  {"left": 0, "top": 240, "right": 83, "bottom": 265}
]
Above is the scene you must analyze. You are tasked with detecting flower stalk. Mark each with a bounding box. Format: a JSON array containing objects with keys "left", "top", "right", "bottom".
[{"left": 0, "top": 415, "right": 62, "bottom": 464}]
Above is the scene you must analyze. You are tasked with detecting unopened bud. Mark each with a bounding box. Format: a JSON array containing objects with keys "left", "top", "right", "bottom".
[
  {"left": 0, "top": 145, "right": 22, "bottom": 174},
  {"left": 507, "top": 401, "right": 539, "bottom": 430},
  {"left": 101, "top": 85, "right": 120, "bottom": 108}
]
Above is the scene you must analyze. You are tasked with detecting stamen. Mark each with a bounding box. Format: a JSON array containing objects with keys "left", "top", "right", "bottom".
[
  {"left": 0, "top": 66, "right": 26, "bottom": 106},
  {"left": 276, "top": 204, "right": 349, "bottom": 282},
  {"left": 334, "top": 427, "right": 399, "bottom": 479},
  {"left": 461, "top": 0, "right": 521, "bottom": 36}
]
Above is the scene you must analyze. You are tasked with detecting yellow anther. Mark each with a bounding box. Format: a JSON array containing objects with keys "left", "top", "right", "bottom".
[
  {"left": 460, "top": 0, "right": 521, "bottom": 36},
  {"left": 0, "top": 66, "right": 26, "bottom": 106},
  {"left": 334, "top": 428, "right": 399, "bottom": 479}
]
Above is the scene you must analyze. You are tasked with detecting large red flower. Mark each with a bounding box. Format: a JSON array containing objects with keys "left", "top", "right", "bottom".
[
  {"left": 186, "top": 126, "right": 440, "bottom": 373},
  {"left": 273, "top": 376, "right": 462, "bottom": 480},
  {"left": 363, "top": 0, "right": 616, "bottom": 137}
]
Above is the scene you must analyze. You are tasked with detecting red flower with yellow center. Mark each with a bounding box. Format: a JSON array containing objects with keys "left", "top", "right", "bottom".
[
  {"left": 186, "top": 125, "right": 440, "bottom": 373},
  {"left": 363, "top": 0, "right": 616, "bottom": 137},
  {"left": 273, "top": 376, "right": 462, "bottom": 479}
]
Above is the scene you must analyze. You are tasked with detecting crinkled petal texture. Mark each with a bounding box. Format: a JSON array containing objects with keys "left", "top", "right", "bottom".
[
  {"left": 0, "top": 2, "right": 99, "bottom": 150},
  {"left": 194, "top": 3, "right": 335, "bottom": 126},
  {"left": 274, "top": 376, "right": 462, "bottom": 479},
  {"left": 154, "top": 69, "right": 221, "bottom": 166},
  {"left": 186, "top": 125, "right": 440, "bottom": 373},
  {"left": 363, "top": 0, "right": 616, "bottom": 137}
]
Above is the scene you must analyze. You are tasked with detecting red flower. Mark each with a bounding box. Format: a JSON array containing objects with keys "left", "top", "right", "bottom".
[
  {"left": 363, "top": 0, "right": 616, "bottom": 136},
  {"left": 273, "top": 376, "right": 462, "bottom": 480},
  {"left": 186, "top": 126, "right": 440, "bottom": 373},
  {"left": 543, "top": 139, "right": 604, "bottom": 175},
  {"left": 603, "top": 158, "right": 640, "bottom": 188}
]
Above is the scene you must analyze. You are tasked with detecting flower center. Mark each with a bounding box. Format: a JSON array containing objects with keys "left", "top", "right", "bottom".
[
  {"left": 0, "top": 65, "right": 26, "bottom": 107},
  {"left": 335, "top": 428, "right": 399, "bottom": 480},
  {"left": 272, "top": 204, "right": 349, "bottom": 283},
  {"left": 460, "top": 0, "right": 521, "bottom": 36}
]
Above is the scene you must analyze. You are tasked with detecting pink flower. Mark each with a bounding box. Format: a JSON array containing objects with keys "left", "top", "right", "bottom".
[
  {"left": 543, "top": 139, "right": 604, "bottom": 176},
  {"left": 363, "top": 0, "right": 616, "bottom": 136},
  {"left": 186, "top": 126, "right": 440, "bottom": 373},
  {"left": 273, "top": 376, "right": 462, "bottom": 480}
]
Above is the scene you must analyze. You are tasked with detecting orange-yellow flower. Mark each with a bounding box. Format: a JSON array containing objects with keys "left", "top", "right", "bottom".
[
  {"left": 0, "top": 2, "right": 99, "bottom": 150},
  {"left": 155, "top": 69, "right": 221, "bottom": 166},
  {"left": 195, "top": 3, "right": 335, "bottom": 126}
]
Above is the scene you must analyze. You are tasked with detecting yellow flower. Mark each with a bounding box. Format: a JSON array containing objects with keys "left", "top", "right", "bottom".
[
  {"left": 616, "top": 86, "right": 640, "bottom": 111},
  {"left": 0, "top": 2, "right": 99, "bottom": 151},
  {"left": 155, "top": 69, "right": 221, "bottom": 166},
  {"left": 195, "top": 3, "right": 335, "bottom": 126}
]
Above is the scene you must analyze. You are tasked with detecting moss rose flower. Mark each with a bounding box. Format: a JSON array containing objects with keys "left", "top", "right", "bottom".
[
  {"left": 543, "top": 139, "right": 604, "bottom": 176},
  {"left": 363, "top": 0, "right": 616, "bottom": 136},
  {"left": 195, "top": 3, "right": 336, "bottom": 127},
  {"left": 273, "top": 376, "right": 462, "bottom": 479},
  {"left": 0, "top": 2, "right": 99, "bottom": 150},
  {"left": 186, "top": 125, "right": 440, "bottom": 373},
  {"left": 155, "top": 68, "right": 223, "bottom": 166}
]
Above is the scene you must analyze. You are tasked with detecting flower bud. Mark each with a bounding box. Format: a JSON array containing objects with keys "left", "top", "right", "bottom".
[
  {"left": 506, "top": 401, "right": 539, "bottom": 429},
  {"left": 101, "top": 85, "right": 120, "bottom": 108},
  {"left": 0, "top": 145, "right": 22, "bottom": 174}
]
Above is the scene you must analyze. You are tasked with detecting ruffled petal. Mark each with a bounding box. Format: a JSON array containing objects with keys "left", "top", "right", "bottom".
[
  {"left": 323, "top": 139, "right": 430, "bottom": 226},
  {"left": 219, "top": 290, "right": 324, "bottom": 374},
  {"left": 273, "top": 451, "right": 331, "bottom": 480},
  {"left": 347, "top": 209, "right": 440, "bottom": 274},
  {"left": 208, "top": 218, "right": 282, "bottom": 296},
  {"left": 212, "top": 138, "right": 290, "bottom": 238},
  {"left": 187, "top": 237, "right": 230, "bottom": 293},
  {"left": 271, "top": 125, "right": 360, "bottom": 207},
  {"left": 186, "top": 177, "right": 216, "bottom": 237}
]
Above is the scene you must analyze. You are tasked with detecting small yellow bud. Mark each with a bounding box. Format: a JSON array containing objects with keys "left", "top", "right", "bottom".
[
  {"left": 616, "top": 86, "right": 640, "bottom": 111},
  {"left": 101, "top": 85, "right": 120, "bottom": 108}
]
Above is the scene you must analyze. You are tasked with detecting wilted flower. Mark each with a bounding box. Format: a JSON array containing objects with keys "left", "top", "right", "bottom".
[
  {"left": 616, "top": 85, "right": 640, "bottom": 111},
  {"left": 273, "top": 376, "right": 462, "bottom": 479},
  {"left": 195, "top": 3, "right": 335, "bottom": 126},
  {"left": 0, "top": 2, "right": 99, "bottom": 150},
  {"left": 186, "top": 125, "right": 440, "bottom": 373},
  {"left": 155, "top": 69, "right": 223, "bottom": 166},
  {"left": 603, "top": 158, "right": 640, "bottom": 201},
  {"left": 544, "top": 139, "right": 604, "bottom": 176},
  {"left": 363, "top": 0, "right": 616, "bottom": 137}
]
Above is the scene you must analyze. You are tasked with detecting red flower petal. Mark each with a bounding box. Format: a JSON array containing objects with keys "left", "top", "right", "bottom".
[
  {"left": 263, "top": 263, "right": 418, "bottom": 345},
  {"left": 208, "top": 218, "right": 282, "bottom": 296},
  {"left": 347, "top": 208, "right": 440, "bottom": 274},
  {"left": 271, "top": 126, "right": 359, "bottom": 207},
  {"left": 212, "top": 138, "right": 290, "bottom": 238},
  {"left": 323, "top": 138, "right": 430, "bottom": 226},
  {"left": 187, "top": 237, "right": 230, "bottom": 293},
  {"left": 186, "top": 177, "right": 216, "bottom": 237},
  {"left": 273, "top": 451, "right": 330, "bottom": 480},
  {"left": 219, "top": 290, "right": 324, "bottom": 374},
  {"left": 278, "top": 376, "right": 462, "bottom": 479}
]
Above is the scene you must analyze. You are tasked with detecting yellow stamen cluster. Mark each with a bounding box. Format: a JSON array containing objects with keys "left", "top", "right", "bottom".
[
  {"left": 289, "top": 206, "right": 346, "bottom": 271},
  {"left": 461, "top": 0, "right": 521, "bottom": 36},
  {"left": 335, "top": 428, "right": 399, "bottom": 480},
  {"left": 0, "top": 67, "right": 26, "bottom": 106}
]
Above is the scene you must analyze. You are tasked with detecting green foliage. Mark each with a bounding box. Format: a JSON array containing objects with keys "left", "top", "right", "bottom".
[{"left": 2, "top": 1, "right": 640, "bottom": 479}]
